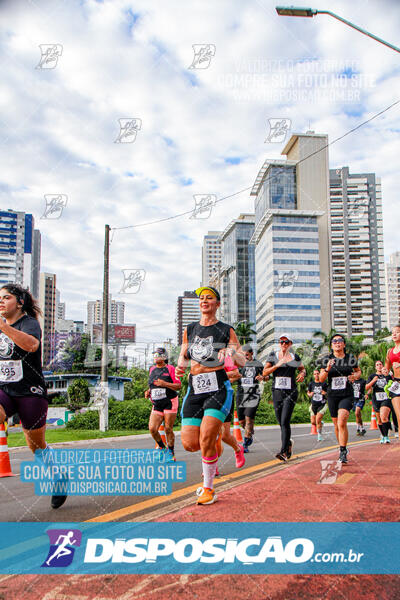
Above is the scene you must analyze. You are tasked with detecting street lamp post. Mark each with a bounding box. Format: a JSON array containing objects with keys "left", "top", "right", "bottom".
[{"left": 275, "top": 6, "right": 400, "bottom": 53}]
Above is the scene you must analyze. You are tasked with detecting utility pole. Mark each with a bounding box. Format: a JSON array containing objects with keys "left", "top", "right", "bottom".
[{"left": 100, "top": 224, "right": 110, "bottom": 431}]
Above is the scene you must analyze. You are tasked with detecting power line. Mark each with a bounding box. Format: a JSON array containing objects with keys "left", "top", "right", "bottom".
[{"left": 110, "top": 99, "right": 400, "bottom": 233}]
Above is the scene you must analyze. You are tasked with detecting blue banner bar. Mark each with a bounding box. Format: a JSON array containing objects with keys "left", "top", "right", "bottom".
[{"left": 0, "top": 523, "right": 398, "bottom": 574}]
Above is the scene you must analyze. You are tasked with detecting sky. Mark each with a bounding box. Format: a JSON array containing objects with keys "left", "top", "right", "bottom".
[{"left": 0, "top": 0, "right": 399, "bottom": 351}]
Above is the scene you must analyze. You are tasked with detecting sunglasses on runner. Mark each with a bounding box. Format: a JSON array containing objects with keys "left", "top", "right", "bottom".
[
  {"left": 331, "top": 338, "right": 344, "bottom": 344},
  {"left": 279, "top": 340, "right": 290, "bottom": 345}
]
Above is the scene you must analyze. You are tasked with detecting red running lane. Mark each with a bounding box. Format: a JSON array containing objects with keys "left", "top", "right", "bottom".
[
  {"left": 2, "top": 443, "right": 399, "bottom": 599},
  {"left": 158, "top": 441, "right": 400, "bottom": 523}
]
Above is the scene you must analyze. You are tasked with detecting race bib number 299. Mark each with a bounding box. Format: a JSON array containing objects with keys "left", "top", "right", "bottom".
[{"left": 0, "top": 360, "right": 23, "bottom": 382}]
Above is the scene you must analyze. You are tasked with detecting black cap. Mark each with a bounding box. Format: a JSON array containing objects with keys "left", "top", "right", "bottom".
[{"left": 152, "top": 347, "right": 167, "bottom": 355}]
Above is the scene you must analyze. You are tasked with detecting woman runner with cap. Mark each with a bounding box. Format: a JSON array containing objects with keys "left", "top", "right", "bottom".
[
  {"left": 0, "top": 284, "right": 67, "bottom": 509},
  {"left": 176, "top": 286, "right": 245, "bottom": 505},
  {"left": 263, "top": 333, "right": 305, "bottom": 461},
  {"left": 319, "top": 334, "right": 360, "bottom": 463},
  {"left": 145, "top": 347, "right": 181, "bottom": 460}
]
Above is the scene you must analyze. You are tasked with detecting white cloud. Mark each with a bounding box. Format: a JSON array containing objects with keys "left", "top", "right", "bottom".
[{"left": 0, "top": 0, "right": 399, "bottom": 344}]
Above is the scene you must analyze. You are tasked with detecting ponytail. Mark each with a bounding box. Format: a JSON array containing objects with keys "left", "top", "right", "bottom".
[{"left": 1, "top": 283, "right": 42, "bottom": 320}]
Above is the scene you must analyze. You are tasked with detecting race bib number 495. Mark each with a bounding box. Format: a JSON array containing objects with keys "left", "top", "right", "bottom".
[{"left": 0, "top": 360, "right": 23, "bottom": 382}]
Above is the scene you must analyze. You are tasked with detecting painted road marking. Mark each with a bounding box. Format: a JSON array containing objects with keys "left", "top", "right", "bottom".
[
  {"left": 86, "top": 437, "right": 380, "bottom": 523},
  {"left": 335, "top": 473, "right": 356, "bottom": 485}
]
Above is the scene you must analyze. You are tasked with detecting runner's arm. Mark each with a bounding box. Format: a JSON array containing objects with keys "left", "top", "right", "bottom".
[
  {"left": 296, "top": 363, "right": 306, "bottom": 382},
  {"left": 263, "top": 361, "right": 280, "bottom": 377},
  {"left": 385, "top": 350, "right": 392, "bottom": 372},
  {"left": 227, "top": 368, "right": 241, "bottom": 383},
  {"left": 176, "top": 329, "right": 190, "bottom": 377},
  {"left": 226, "top": 329, "right": 246, "bottom": 367},
  {"left": 365, "top": 375, "right": 377, "bottom": 391},
  {"left": 0, "top": 320, "right": 39, "bottom": 352},
  {"left": 153, "top": 378, "right": 181, "bottom": 391}
]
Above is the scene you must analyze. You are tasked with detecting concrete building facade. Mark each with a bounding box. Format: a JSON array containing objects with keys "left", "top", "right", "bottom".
[
  {"left": 385, "top": 252, "right": 400, "bottom": 331},
  {"left": 38, "top": 272, "right": 57, "bottom": 367},
  {"left": 176, "top": 291, "right": 201, "bottom": 345},
  {"left": 329, "top": 167, "right": 386, "bottom": 340},
  {"left": 201, "top": 231, "right": 222, "bottom": 286}
]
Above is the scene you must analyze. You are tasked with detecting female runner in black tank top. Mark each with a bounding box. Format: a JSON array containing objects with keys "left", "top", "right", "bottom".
[{"left": 176, "top": 287, "right": 245, "bottom": 505}]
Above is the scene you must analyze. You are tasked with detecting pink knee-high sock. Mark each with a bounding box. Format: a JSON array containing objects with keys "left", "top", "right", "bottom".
[{"left": 202, "top": 453, "right": 218, "bottom": 489}]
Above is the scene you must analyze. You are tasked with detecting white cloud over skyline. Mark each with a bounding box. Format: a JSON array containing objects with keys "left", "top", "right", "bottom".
[{"left": 0, "top": 0, "right": 399, "bottom": 345}]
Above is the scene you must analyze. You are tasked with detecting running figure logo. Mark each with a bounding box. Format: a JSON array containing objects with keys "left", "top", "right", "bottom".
[
  {"left": 318, "top": 460, "right": 342, "bottom": 485},
  {"left": 120, "top": 269, "right": 146, "bottom": 294},
  {"left": 36, "top": 44, "right": 63, "bottom": 69},
  {"left": 190, "top": 195, "right": 216, "bottom": 219},
  {"left": 42, "top": 529, "right": 82, "bottom": 568},
  {"left": 114, "top": 118, "right": 142, "bottom": 143},
  {"left": 188, "top": 44, "right": 216, "bottom": 69},
  {"left": 265, "top": 118, "right": 291, "bottom": 143},
  {"left": 275, "top": 270, "right": 298, "bottom": 294},
  {"left": 41, "top": 195, "right": 67, "bottom": 219}
]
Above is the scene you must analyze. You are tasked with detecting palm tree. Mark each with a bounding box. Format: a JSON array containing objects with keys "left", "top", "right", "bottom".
[
  {"left": 312, "top": 328, "right": 338, "bottom": 355},
  {"left": 373, "top": 327, "right": 391, "bottom": 342},
  {"left": 234, "top": 321, "right": 256, "bottom": 345},
  {"left": 345, "top": 334, "right": 366, "bottom": 358}
]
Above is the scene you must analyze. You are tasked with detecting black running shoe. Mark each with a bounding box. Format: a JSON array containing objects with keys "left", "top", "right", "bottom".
[
  {"left": 339, "top": 449, "right": 348, "bottom": 464},
  {"left": 286, "top": 439, "right": 293, "bottom": 459},
  {"left": 51, "top": 475, "right": 68, "bottom": 509},
  {"left": 275, "top": 452, "right": 287, "bottom": 462}
]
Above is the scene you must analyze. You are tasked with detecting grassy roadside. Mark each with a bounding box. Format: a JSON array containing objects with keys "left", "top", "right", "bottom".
[
  {"left": 7, "top": 415, "right": 376, "bottom": 448},
  {"left": 7, "top": 429, "right": 149, "bottom": 448}
]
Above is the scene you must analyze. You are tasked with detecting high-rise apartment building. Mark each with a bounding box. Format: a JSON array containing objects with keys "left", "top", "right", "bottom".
[
  {"left": 201, "top": 231, "right": 222, "bottom": 286},
  {"left": 56, "top": 289, "right": 66, "bottom": 322},
  {"left": 87, "top": 296, "right": 125, "bottom": 331},
  {"left": 385, "top": 252, "right": 400, "bottom": 330},
  {"left": 251, "top": 133, "right": 332, "bottom": 361},
  {"left": 38, "top": 272, "right": 57, "bottom": 366},
  {"left": 219, "top": 214, "right": 256, "bottom": 326},
  {"left": 329, "top": 167, "right": 386, "bottom": 340},
  {"left": 176, "top": 291, "right": 201, "bottom": 344},
  {"left": 0, "top": 209, "right": 41, "bottom": 296}
]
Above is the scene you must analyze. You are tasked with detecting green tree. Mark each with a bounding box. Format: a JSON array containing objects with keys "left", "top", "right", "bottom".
[
  {"left": 234, "top": 321, "right": 256, "bottom": 345},
  {"left": 345, "top": 334, "right": 366, "bottom": 358},
  {"left": 312, "top": 328, "right": 338, "bottom": 355},
  {"left": 374, "top": 327, "right": 391, "bottom": 342},
  {"left": 67, "top": 378, "right": 91, "bottom": 407}
]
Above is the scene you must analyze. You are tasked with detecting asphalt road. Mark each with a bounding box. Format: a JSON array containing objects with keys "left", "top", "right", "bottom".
[{"left": 1, "top": 423, "right": 378, "bottom": 522}]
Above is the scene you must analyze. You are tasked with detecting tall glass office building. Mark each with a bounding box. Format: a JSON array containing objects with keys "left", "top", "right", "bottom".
[
  {"left": 0, "top": 209, "right": 41, "bottom": 297},
  {"left": 251, "top": 133, "right": 332, "bottom": 361},
  {"left": 219, "top": 214, "right": 256, "bottom": 327}
]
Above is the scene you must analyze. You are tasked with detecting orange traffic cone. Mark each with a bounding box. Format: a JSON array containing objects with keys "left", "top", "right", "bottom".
[
  {"left": 0, "top": 423, "right": 15, "bottom": 477},
  {"left": 233, "top": 411, "right": 243, "bottom": 443},
  {"left": 310, "top": 423, "right": 317, "bottom": 435},
  {"left": 155, "top": 422, "right": 167, "bottom": 448},
  {"left": 370, "top": 402, "right": 378, "bottom": 430}
]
